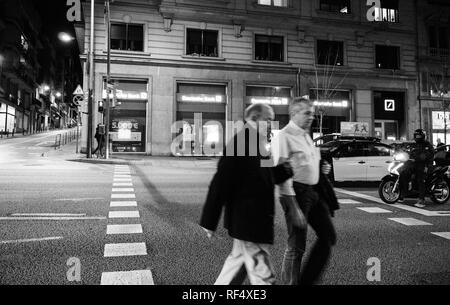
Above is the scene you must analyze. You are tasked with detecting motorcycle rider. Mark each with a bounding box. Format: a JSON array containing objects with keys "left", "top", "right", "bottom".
[{"left": 398, "top": 129, "right": 434, "bottom": 207}]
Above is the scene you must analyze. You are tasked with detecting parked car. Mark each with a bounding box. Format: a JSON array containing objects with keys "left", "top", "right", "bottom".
[
  {"left": 313, "top": 133, "right": 381, "bottom": 147},
  {"left": 319, "top": 139, "right": 394, "bottom": 182}
]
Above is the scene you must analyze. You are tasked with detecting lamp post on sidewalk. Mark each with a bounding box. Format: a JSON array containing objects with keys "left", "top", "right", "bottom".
[{"left": 104, "top": 0, "right": 111, "bottom": 159}]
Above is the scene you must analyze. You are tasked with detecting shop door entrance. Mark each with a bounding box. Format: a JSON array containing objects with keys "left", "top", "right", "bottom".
[{"left": 374, "top": 120, "right": 398, "bottom": 141}]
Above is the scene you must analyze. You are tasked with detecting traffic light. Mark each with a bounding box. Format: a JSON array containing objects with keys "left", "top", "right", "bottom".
[{"left": 98, "top": 100, "right": 104, "bottom": 113}]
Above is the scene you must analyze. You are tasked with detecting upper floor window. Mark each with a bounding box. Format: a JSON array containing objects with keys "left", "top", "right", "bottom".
[
  {"left": 374, "top": 0, "right": 399, "bottom": 23},
  {"left": 376, "top": 45, "right": 400, "bottom": 70},
  {"left": 258, "top": 0, "right": 288, "bottom": 7},
  {"left": 429, "top": 25, "right": 449, "bottom": 51},
  {"left": 186, "top": 29, "right": 218, "bottom": 57},
  {"left": 316, "top": 40, "right": 344, "bottom": 66},
  {"left": 255, "top": 35, "right": 284, "bottom": 62},
  {"left": 111, "top": 23, "right": 144, "bottom": 52},
  {"left": 319, "top": 0, "right": 351, "bottom": 14}
]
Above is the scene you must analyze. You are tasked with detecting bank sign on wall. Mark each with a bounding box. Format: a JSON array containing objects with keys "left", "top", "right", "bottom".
[{"left": 432, "top": 111, "right": 450, "bottom": 129}]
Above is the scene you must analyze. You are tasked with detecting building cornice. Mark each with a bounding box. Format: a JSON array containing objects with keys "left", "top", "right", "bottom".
[{"left": 79, "top": 54, "right": 417, "bottom": 81}]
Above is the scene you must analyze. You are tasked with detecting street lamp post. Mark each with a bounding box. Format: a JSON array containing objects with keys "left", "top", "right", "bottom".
[
  {"left": 105, "top": 0, "right": 111, "bottom": 159},
  {"left": 87, "top": 0, "right": 95, "bottom": 159}
]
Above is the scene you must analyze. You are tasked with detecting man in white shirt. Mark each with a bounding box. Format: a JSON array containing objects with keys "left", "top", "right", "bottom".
[{"left": 272, "top": 97, "right": 336, "bottom": 285}]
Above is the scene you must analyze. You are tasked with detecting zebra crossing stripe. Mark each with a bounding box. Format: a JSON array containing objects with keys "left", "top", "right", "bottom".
[
  {"left": 108, "top": 211, "right": 140, "bottom": 218},
  {"left": 357, "top": 207, "right": 392, "bottom": 214},
  {"left": 106, "top": 224, "right": 143, "bottom": 235},
  {"left": 104, "top": 242, "right": 147, "bottom": 257},
  {"left": 110, "top": 201, "right": 137, "bottom": 207},
  {"left": 388, "top": 218, "right": 432, "bottom": 226},
  {"left": 431, "top": 232, "right": 450, "bottom": 240},
  {"left": 112, "top": 188, "right": 134, "bottom": 192},
  {"left": 111, "top": 193, "right": 135, "bottom": 199},
  {"left": 339, "top": 199, "right": 363, "bottom": 205},
  {"left": 100, "top": 270, "right": 154, "bottom": 285}
]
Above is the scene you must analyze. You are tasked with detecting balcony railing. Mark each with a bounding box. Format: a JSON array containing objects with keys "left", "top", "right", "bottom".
[{"left": 429, "top": 48, "right": 450, "bottom": 59}]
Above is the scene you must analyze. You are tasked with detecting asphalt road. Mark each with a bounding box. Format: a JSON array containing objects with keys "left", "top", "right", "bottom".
[{"left": 0, "top": 132, "right": 449, "bottom": 285}]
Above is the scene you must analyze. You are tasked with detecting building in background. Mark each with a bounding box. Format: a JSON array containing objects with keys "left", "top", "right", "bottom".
[
  {"left": 75, "top": 0, "right": 439, "bottom": 156},
  {"left": 416, "top": 0, "right": 450, "bottom": 145},
  {"left": 0, "top": 0, "right": 81, "bottom": 136}
]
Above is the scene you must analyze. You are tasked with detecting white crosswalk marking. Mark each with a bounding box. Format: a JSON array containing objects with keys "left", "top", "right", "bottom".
[
  {"left": 112, "top": 188, "right": 134, "bottom": 192},
  {"left": 357, "top": 207, "right": 393, "bottom": 214},
  {"left": 431, "top": 232, "right": 450, "bottom": 240},
  {"left": 101, "top": 270, "right": 154, "bottom": 285},
  {"left": 339, "top": 199, "right": 363, "bottom": 205},
  {"left": 114, "top": 175, "right": 131, "bottom": 178},
  {"left": 113, "top": 183, "right": 133, "bottom": 187},
  {"left": 110, "top": 201, "right": 137, "bottom": 207},
  {"left": 104, "top": 243, "right": 147, "bottom": 257},
  {"left": 108, "top": 211, "right": 140, "bottom": 218},
  {"left": 106, "top": 224, "right": 143, "bottom": 235},
  {"left": 388, "top": 218, "right": 433, "bottom": 226},
  {"left": 111, "top": 193, "right": 135, "bottom": 199},
  {"left": 113, "top": 178, "right": 132, "bottom": 182}
]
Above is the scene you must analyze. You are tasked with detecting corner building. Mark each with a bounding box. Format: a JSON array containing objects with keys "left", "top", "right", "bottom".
[{"left": 77, "top": 0, "right": 421, "bottom": 156}]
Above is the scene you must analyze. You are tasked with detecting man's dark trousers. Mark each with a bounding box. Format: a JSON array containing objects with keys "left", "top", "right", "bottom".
[{"left": 292, "top": 182, "right": 336, "bottom": 285}]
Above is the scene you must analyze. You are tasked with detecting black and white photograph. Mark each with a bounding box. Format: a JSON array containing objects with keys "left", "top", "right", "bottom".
[{"left": 0, "top": 0, "right": 449, "bottom": 297}]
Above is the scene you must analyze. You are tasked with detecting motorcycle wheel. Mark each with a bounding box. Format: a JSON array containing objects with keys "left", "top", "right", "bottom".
[
  {"left": 431, "top": 179, "right": 450, "bottom": 204},
  {"left": 378, "top": 177, "right": 400, "bottom": 204}
]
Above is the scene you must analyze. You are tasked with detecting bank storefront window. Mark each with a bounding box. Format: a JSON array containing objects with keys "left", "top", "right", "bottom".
[
  {"left": 373, "top": 91, "right": 405, "bottom": 141},
  {"left": 309, "top": 89, "right": 351, "bottom": 137},
  {"left": 104, "top": 79, "right": 148, "bottom": 153},
  {"left": 174, "top": 82, "right": 227, "bottom": 156},
  {"left": 245, "top": 85, "right": 292, "bottom": 131}
]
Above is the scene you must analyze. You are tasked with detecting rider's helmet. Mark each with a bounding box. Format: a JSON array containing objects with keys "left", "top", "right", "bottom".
[{"left": 413, "top": 129, "right": 426, "bottom": 143}]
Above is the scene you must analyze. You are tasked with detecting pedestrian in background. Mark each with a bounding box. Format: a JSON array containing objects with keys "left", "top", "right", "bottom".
[
  {"left": 271, "top": 97, "right": 339, "bottom": 285},
  {"left": 92, "top": 124, "right": 105, "bottom": 157},
  {"left": 200, "top": 103, "right": 293, "bottom": 285}
]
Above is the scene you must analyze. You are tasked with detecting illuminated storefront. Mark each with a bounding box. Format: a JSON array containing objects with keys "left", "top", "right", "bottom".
[
  {"left": 0, "top": 103, "right": 16, "bottom": 133},
  {"left": 373, "top": 91, "right": 405, "bottom": 141},
  {"left": 174, "top": 82, "right": 227, "bottom": 156},
  {"left": 245, "top": 85, "right": 292, "bottom": 131},
  {"left": 431, "top": 110, "right": 450, "bottom": 145},
  {"left": 309, "top": 89, "right": 352, "bottom": 138},
  {"left": 104, "top": 79, "right": 148, "bottom": 153}
]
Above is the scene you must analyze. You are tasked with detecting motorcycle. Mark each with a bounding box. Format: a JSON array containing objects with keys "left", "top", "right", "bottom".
[{"left": 378, "top": 151, "right": 450, "bottom": 204}]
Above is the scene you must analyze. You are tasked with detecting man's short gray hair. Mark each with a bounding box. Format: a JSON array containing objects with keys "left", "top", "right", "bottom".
[
  {"left": 244, "top": 103, "right": 274, "bottom": 121},
  {"left": 289, "top": 97, "right": 313, "bottom": 116}
]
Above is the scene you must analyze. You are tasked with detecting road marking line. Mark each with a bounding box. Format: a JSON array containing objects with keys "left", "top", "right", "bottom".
[
  {"left": 388, "top": 218, "right": 433, "bottom": 226},
  {"left": 113, "top": 178, "right": 132, "bottom": 182},
  {"left": 108, "top": 211, "right": 140, "bottom": 218},
  {"left": 114, "top": 175, "right": 131, "bottom": 178},
  {"left": 113, "top": 183, "right": 133, "bottom": 187},
  {"left": 107, "top": 224, "right": 143, "bottom": 235},
  {"left": 111, "top": 194, "right": 135, "bottom": 199},
  {"left": 101, "top": 270, "right": 154, "bottom": 285},
  {"left": 11, "top": 213, "right": 86, "bottom": 217},
  {"left": 357, "top": 207, "right": 393, "bottom": 214},
  {"left": 112, "top": 188, "right": 134, "bottom": 192},
  {"left": 110, "top": 201, "right": 137, "bottom": 207},
  {"left": 335, "top": 188, "right": 449, "bottom": 217},
  {"left": 338, "top": 199, "right": 363, "bottom": 205},
  {"left": 104, "top": 242, "right": 147, "bottom": 257},
  {"left": 0, "top": 216, "right": 106, "bottom": 221},
  {"left": 54, "top": 198, "right": 104, "bottom": 201},
  {"left": 0, "top": 236, "right": 63, "bottom": 244},
  {"left": 431, "top": 232, "right": 450, "bottom": 240}
]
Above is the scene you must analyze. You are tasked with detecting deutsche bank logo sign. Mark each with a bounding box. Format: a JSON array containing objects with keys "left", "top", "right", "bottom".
[{"left": 384, "top": 99, "right": 395, "bottom": 112}]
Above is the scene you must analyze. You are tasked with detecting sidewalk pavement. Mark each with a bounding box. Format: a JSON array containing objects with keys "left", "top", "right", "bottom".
[{"left": 45, "top": 140, "right": 219, "bottom": 168}]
